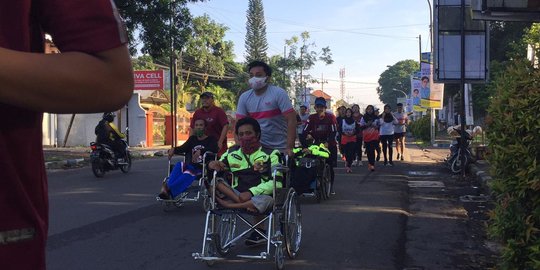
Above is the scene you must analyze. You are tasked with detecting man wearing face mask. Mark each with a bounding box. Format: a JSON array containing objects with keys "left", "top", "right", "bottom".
[
  {"left": 208, "top": 117, "right": 283, "bottom": 246},
  {"left": 236, "top": 61, "right": 296, "bottom": 156},
  {"left": 190, "top": 91, "right": 229, "bottom": 157}
]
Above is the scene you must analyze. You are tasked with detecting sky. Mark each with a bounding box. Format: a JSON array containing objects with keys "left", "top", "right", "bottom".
[{"left": 187, "top": 0, "right": 432, "bottom": 108}]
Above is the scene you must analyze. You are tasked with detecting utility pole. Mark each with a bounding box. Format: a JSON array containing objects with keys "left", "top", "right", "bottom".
[
  {"left": 459, "top": 0, "right": 467, "bottom": 177},
  {"left": 169, "top": 1, "right": 177, "bottom": 147},
  {"left": 320, "top": 73, "right": 328, "bottom": 91},
  {"left": 339, "top": 68, "right": 345, "bottom": 101}
]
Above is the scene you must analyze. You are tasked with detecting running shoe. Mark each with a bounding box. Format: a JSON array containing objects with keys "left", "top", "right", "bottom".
[
  {"left": 368, "top": 164, "right": 375, "bottom": 171},
  {"left": 389, "top": 161, "right": 394, "bottom": 166}
]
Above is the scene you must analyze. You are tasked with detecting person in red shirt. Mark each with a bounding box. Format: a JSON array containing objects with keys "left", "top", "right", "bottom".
[
  {"left": 0, "top": 1, "right": 133, "bottom": 269},
  {"left": 190, "top": 91, "right": 229, "bottom": 157},
  {"left": 301, "top": 97, "right": 338, "bottom": 194}
]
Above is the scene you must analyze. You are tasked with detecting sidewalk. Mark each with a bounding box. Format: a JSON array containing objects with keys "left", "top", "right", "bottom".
[
  {"left": 43, "top": 145, "right": 170, "bottom": 170},
  {"left": 404, "top": 141, "right": 498, "bottom": 268}
]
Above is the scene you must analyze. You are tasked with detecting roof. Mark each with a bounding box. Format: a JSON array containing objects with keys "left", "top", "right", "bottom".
[{"left": 311, "top": 89, "right": 332, "bottom": 100}]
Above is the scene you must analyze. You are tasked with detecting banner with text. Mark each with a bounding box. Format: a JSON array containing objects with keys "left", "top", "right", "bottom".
[{"left": 134, "top": 70, "right": 165, "bottom": 90}]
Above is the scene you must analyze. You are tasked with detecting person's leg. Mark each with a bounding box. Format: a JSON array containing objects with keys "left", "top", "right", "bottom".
[
  {"left": 394, "top": 134, "right": 401, "bottom": 159},
  {"left": 356, "top": 137, "right": 363, "bottom": 163},
  {"left": 329, "top": 144, "right": 337, "bottom": 193},
  {"left": 215, "top": 181, "right": 242, "bottom": 203},
  {"left": 375, "top": 139, "right": 381, "bottom": 161},
  {"left": 381, "top": 136, "right": 389, "bottom": 165},
  {"left": 387, "top": 136, "right": 394, "bottom": 164},
  {"left": 365, "top": 141, "right": 375, "bottom": 166},
  {"left": 399, "top": 135, "right": 406, "bottom": 160},
  {"left": 344, "top": 142, "right": 354, "bottom": 172}
]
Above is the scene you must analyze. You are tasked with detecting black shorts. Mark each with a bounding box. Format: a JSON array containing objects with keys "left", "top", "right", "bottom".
[{"left": 394, "top": 132, "right": 405, "bottom": 139}]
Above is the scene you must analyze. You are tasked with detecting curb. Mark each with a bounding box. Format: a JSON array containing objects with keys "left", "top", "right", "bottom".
[
  {"left": 45, "top": 158, "right": 86, "bottom": 170},
  {"left": 468, "top": 162, "right": 492, "bottom": 190},
  {"left": 45, "top": 150, "right": 169, "bottom": 170}
]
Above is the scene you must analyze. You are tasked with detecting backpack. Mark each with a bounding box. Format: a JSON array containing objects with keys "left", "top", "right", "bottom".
[{"left": 95, "top": 120, "right": 110, "bottom": 143}]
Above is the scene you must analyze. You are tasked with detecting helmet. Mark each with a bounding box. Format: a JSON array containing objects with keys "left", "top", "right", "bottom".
[{"left": 103, "top": 112, "right": 115, "bottom": 122}]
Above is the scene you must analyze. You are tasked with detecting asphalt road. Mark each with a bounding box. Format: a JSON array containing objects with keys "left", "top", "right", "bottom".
[{"left": 46, "top": 149, "right": 494, "bottom": 270}]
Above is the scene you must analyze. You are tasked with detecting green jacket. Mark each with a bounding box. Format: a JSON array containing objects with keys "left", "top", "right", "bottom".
[
  {"left": 293, "top": 143, "right": 330, "bottom": 159},
  {"left": 220, "top": 145, "right": 283, "bottom": 195}
]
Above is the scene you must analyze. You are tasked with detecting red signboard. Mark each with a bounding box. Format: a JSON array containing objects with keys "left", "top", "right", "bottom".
[{"left": 134, "top": 70, "right": 164, "bottom": 90}]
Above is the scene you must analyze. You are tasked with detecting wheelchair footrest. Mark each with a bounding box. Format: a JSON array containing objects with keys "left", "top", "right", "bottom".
[
  {"left": 192, "top": 253, "right": 224, "bottom": 261},
  {"left": 237, "top": 252, "right": 269, "bottom": 260}
]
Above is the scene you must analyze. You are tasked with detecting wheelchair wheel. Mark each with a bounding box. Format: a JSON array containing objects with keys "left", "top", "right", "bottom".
[
  {"left": 322, "top": 164, "right": 332, "bottom": 200},
  {"left": 213, "top": 212, "right": 236, "bottom": 256},
  {"left": 315, "top": 177, "right": 323, "bottom": 203},
  {"left": 283, "top": 189, "right": 301, "bottom": 259},
  {"left": 200, "top": 186, "right": 213, "bottom": 212},
  {"left": 275, "top": 243, "right": 285, "bottom": 270}
]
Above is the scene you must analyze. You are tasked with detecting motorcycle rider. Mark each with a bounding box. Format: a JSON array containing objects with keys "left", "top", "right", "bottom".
[{"left": 95, "top": 112, "right": 127, "bottom": 160}]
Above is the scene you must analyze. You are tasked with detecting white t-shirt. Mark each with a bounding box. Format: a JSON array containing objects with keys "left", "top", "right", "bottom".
[
  {"left": 236, "top": 85, "right": 294, "bottom": 150},
  {"left": 393, "top": 111, "right": 408, "bottom": 133}
]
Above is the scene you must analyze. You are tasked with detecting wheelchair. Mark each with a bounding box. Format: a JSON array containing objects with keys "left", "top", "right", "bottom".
[
  {"left": 291, "top": 154, "right": 332, "bottom": 203},
  {"left": 156, "top": 152, "right": 217, "bottom": 212},
  {"left": 192, "top": 156, "right": 302, "bottom": 269}
]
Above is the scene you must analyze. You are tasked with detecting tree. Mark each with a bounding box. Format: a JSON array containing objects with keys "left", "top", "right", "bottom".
[
  {"left": 376, "top": 60, "right": 419, "bottom": 105},
  {"left": 179, "top": 15, "right": 237, "bottom": 109},
  {"left": 183, "top": 15, "right": 235, "bottom": 80},
  {"left": 273, "top": 31, "right": 333, "bottom": 104},
  {"left": 244, "top": 0, "right": 268, "bottom": 63},
  {"left": 114, "top": 0, "right": 204, "bottom": 58},
  {"left": 132, "top": 55, "right": 158, "bottom": 70},
  {"left": 204, "top": 84, "right": 237, "bottom": 111}
]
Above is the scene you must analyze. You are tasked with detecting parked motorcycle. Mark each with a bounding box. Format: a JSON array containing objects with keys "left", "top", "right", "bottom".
[
  {"left": 444, "top": 126, "right": 475, "bottom": 174},
  {"left": 90, "top": 140, "right": 132, "bottom": 177}
]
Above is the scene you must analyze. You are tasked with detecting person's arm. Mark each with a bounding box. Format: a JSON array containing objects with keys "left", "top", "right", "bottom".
[
  {"left": 284, "top": 112, "right": 297, "bottom": 151},
  {"left": 109, "top": 122, "right": 125, "bottom": 139},
  {"left": 217, "top": 111, "right": 230, "bottom": 150},
  {"left": 248, "top": 151, "right": 283, "bottom": 196},
  {"left": 173, "top": 136, "right": 193, "bottom": 155},
  {"left": 0, "top": 45, "right": 133, "bottom": 113}
]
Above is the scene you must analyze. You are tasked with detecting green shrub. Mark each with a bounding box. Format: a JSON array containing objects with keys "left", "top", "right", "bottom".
[
  {"left": 409, "top": 115, "right": 431, "bottom": 142},
  {"left": 486, "top": 60, "right": 540, "bottom": 269}
]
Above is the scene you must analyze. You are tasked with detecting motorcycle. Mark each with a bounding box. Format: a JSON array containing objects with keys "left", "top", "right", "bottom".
[
  {"left": 90, "top": 139, "right": 132, "bottom": 177},
  {"left": 444, "top": 126, "right": 475, "bottom": 174}
]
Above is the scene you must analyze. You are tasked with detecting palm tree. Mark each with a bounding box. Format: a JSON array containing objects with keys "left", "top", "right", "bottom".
[{"left": 206, "top": 84, "right": 236, "bottom": 111}]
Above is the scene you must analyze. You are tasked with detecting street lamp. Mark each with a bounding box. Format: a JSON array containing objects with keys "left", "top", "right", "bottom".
[{"left": 392, "top": 88, "right": 408, "bottom": 98}]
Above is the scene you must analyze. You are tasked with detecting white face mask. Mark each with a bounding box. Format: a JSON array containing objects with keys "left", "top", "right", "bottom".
[{"left": 248, "top": 76, "right": 267, "bottom": 90}]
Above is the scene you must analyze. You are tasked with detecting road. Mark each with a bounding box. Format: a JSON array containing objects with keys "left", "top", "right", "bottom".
[{"left": 46, "top": 147, "right": 489, "bottom": 270}]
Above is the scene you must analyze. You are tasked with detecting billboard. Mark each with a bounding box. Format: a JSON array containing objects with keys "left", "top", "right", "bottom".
[
  {"left": 411, "top": 53, "right": 444, "bottom": 110},
  {"left": 134, "top": 70, "right": 165, "bottom": 90},
  {"left": 434, "top": 0, "right": 489, "bottom": 83}
]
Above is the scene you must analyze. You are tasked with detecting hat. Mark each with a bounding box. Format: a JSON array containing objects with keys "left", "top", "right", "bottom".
[
  {"left": 200, "top": 92, "right": 214, "bottom": 98},
  {"left": 314, "top": 97, "right": 327, "bottom": 107}
]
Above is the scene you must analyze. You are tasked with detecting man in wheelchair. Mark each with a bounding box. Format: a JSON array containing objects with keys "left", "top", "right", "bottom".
[
  {"left": 208, "top": 117, "right": 283, "bottom": 246},
  {"left": 291, "top": 141, "right": 330, "bottom": 194},
  {"left": 158, "top": 119, "right": 218, "bottom": 200}
]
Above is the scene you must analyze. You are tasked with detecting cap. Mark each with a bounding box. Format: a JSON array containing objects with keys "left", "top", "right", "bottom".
[
  {"left": 300, "top": 104, "right": 307, "bottom": 109},
  {"left": 314, "top": 97, "right": 327, "bottom": 107},
  {"left": 397, "top": 103, "right": 403, "bottom": 107},
  {"left": 200, "top": 92, "right": 214, "bottom": 98}
]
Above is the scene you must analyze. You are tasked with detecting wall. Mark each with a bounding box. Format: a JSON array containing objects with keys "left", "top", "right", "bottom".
[
  {"left": 121, "top": 93, "right": 147, "bottom": 147},
  {"left": 51, "top": 93, "right": 147, "bottom": 147}
]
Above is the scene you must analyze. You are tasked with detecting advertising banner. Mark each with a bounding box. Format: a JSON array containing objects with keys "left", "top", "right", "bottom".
[
  {"left": 419, "top": 52, "right": 444, "bottom": 109},
  {"left": 410, "top": 75, "right": 425, "bottom": 112},
  {"left": 134, "top": 70, "right": 165, "bottom": 90}
]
